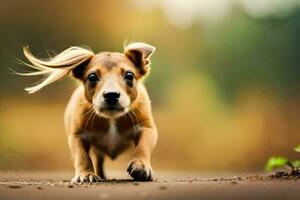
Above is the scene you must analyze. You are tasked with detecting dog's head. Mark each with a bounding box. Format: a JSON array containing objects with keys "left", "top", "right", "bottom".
[
  {"left": 76, "top": 43, "right": 155, "bottom": 118},
  {"left": 20, "top": 42, "right": 155, "bottom": 118}
]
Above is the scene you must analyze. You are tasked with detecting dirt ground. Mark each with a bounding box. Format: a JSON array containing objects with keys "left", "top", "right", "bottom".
[{"left": 0, "top": 170, "right": 300, "bottom": 200}]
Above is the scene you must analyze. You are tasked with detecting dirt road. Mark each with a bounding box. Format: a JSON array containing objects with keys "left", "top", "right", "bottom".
[{"left": 0, "top": 171, "right": 299, "bottom": 200}]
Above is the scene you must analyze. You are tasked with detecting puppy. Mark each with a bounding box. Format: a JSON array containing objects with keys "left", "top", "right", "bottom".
[{"left": 18, "top": 42, "right": 158, "bottom": 183}]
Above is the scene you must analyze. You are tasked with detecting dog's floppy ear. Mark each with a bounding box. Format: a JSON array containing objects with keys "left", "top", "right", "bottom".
[
  {"left": 17, "top": 46, "right": 94, "bottom": 93},
  {"left": 124, "top": 42, "right": 156, "bottom": 76}
]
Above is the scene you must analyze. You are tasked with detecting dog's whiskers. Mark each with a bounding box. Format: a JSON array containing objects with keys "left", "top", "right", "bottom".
[
  {"left": 129, "top": 109, "right": 142, "bottom": 134},
  {"left": 133, "top": 111, "right": 142, "bottom": 132},
  {"left": 82, "top": 107, "right": 93, "bottom": 117},
  {"left": 85, "top": 109, "right": 95, "bottom": 129},
  {"left": 90, "top": 112, "right": 98, "bottom": 129},
  {"left": 127, "top": 111, "right": 137, "bottom": 134}
]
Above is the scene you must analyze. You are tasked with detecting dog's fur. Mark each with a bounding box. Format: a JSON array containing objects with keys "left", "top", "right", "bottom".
[{"left": 18, "top": 42, "right": 158, "bottom": 182}]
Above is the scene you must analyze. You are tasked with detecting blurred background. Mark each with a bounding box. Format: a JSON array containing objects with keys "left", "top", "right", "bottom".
[{"left": 0, "top": 0, "right": 300, "bottom": 173}]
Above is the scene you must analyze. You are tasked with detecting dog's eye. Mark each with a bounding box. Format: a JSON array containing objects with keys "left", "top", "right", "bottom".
[
  {"left": 124, "top": 71, "right": 134, "bottom": 82},
  {"left": 87, "top": 73, "right": 99, "bottom": 83}
]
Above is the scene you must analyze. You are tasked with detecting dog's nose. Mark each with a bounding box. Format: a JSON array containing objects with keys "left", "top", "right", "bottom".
[{"left": 103, "top": 91, "right": 120, "bottom": 105}]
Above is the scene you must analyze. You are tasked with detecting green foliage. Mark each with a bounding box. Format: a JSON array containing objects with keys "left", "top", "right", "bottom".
[
  {"left": 265, "top": 145, "right": 300, "bottom": 171},
  {"left": 291, "top": 160, "right": 300, "bottom": 168},
  {"left": 265, "top": 156, "right": 288, "bottom": 171},
  {"left": 294, "top": 145, "right": 300, "bottom": 152}
]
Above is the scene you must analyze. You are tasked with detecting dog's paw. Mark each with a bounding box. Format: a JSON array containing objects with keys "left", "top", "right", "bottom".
[
  {"left": 127, "top": 159, "right": 153, "bottom": 181},
  {"left": 71, "top": 172, "right": 102, "bottom": 184}
]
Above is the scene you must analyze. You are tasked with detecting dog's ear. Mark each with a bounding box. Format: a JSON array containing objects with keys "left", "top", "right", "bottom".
[
  {"left": 124, "top": 42, "right": 156, "bottom": 76},
  {"left": 71, "top": 58, "right": 92, "bottom": 79},
  {"left": 18, "top": 46, "right": 94, "bottom": 93}
]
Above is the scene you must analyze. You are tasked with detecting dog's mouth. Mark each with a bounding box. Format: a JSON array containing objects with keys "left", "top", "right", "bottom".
[
  {"left": 101, "top": 105, "right": 124, "bottom": 112},
  {"left": 93, "top": 104, "right": 127, "bottom": 118}
]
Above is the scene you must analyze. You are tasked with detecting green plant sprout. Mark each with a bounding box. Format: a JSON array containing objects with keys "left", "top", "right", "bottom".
[{"left": 265, "top": 145, "right": 300, "bottom": 172}]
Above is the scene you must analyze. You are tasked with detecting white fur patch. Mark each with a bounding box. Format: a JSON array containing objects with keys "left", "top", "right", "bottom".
[{"left": 106, "top": 119, "right": 118, "bottom": 150}]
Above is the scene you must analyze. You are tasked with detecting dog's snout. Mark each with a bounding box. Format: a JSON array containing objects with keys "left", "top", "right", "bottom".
[{"left": 103, "top": 91, "right": 120, "bottom": 105}]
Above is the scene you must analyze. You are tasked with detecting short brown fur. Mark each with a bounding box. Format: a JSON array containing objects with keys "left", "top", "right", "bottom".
[{"left": 20, "top": 42, "right": 158, "bottom": 183}]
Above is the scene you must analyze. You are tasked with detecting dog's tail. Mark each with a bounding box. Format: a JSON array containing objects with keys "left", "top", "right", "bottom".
[{"left": 15, "top": 46, "right": 94, "bottom": 93}]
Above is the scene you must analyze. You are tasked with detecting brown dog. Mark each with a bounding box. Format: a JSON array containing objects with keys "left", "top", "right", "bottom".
[{"left": 18, "top": 42, "right": 158, "bottom": 183}]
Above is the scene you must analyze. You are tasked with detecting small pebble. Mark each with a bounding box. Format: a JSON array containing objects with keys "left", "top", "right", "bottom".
[
  {"left": 159, "top": 185, "right": 167, "bottom": 190},
  {"left": 8, "top": 185, "right": 21, "bottom": 189},
  {"left": 68, "top": 185, "right": 74, "bottom": 188},
  {"left": 231, "top": 181, "right": 238, "bottom": 185},
  {"left": 37, "top": 187, "right": 42, "bottom": 190},
  {"left": 233, "top": 176, "right": 242, "bottom": 181}
]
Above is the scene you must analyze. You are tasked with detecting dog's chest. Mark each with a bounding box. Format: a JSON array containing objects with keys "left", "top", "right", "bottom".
[
  {"left": 99, "top": 122, "right": 124, "bottom": 149},
  {"left": 81, "top": 120, "right": 139, "bottom": 158}
]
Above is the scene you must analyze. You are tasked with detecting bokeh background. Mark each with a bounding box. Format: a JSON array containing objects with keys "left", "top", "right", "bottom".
[{"left": 0, "top": 0, "right": 300, "bottom": 172}]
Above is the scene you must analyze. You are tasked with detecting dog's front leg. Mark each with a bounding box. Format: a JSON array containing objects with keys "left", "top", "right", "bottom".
[
  {"left": 68, "top": 134, "right": 101, "bottom": 183},
  {"left": 127, "top": 127, "right": 157, "bottom": 181}
]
